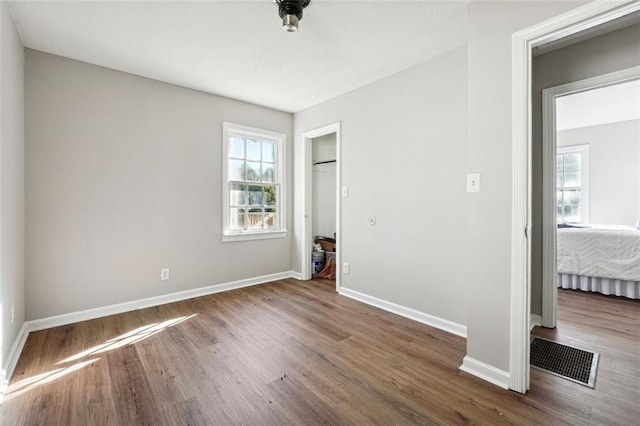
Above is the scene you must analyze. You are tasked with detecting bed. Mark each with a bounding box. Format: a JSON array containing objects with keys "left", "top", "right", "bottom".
[{"left": 557, "top": 225, "right": 640, "bottom": 299}]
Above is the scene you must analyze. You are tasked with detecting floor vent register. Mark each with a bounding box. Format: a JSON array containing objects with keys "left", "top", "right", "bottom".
[{"left": 530, "top": 336, "right": 599, "bottom": 388}]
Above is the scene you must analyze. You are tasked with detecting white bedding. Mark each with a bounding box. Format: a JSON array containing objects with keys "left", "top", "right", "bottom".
[{"left": 557, "top": 226, "right": 640, "bottom": 281}]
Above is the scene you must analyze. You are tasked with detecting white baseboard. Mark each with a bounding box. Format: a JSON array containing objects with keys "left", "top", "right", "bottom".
[
  {"left": 460, "top": 356, "right": 510, "bottom": 390},
  {"left": 1, "top": 270, "right": 300, "bottom": 388},
  {"left": 289, "top": 270, "right": 303, "bottom": 280},
  {"left": 530, "top": 314, "right": 542, "bottom": 331},
  {"left": 28, "top": 271, "right": 298, "bottom": 332},
  {"left": 0, "top": 322, "right": 30, "bottom": 397},
  {"left": 338, "top": 287, "right": 467, "bottom": 338}
]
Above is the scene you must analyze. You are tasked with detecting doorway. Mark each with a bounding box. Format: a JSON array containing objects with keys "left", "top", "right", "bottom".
[
  {"left": 301, "top": 122, "right": 341, "bottom": 292},
  {"left": 541, "top": 69, "right": 640, "bottom": 328},
  {"left": 510, "top": 1, "right": 640, "bottom": 393}
]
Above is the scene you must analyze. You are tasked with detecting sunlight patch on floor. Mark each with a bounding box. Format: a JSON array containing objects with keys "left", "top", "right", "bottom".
[
  {"left": 4, "top": 358, "right": 98, "bottom": 402},
  {"left": 58, "top": 314, "right": 197, "bottom": 364}
]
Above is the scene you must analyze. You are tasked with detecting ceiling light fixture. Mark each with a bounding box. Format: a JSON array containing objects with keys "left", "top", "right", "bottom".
[{"left": 274, "top": 0, "right": 311, "bottom": 33}]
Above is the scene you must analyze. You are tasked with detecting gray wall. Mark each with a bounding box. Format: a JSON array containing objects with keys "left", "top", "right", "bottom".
[
  {"left": 25, "top": 50, "right": 293, "bottom": 320},
  {"left": 1, "top": 0, "right": 25, "bottom": 374},
  {"left": 465, "top": 0, "right": 586, "bottom": 371},
  {"left": 295, "top": 46, "right": 470, "bottom": 328},
  {"left": 558, "top": 120, "right": 640, "bottom": 226},
  {"left": 530, "top": 23, "right": 640, "bottom": 316}
]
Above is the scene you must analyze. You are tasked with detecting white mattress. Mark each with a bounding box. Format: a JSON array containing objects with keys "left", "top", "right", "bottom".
[{"left": 557, "top": 226, "right": 640, "bottom": 282}]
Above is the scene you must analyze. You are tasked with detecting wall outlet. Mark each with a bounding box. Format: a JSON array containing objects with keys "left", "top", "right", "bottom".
[
  {"left": 343, "top": 262, "right": 350, "bottom": 274},
  {"left": 160, "top": 268, "right": 170, "bottom": 281},
  {"left": 11, "top": 304, "right": 15, "bottom": 324}
]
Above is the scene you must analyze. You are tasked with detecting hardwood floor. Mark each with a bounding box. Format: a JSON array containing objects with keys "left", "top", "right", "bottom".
[{"left": 1, "top": 280, "right": 638, "bottom": 425}]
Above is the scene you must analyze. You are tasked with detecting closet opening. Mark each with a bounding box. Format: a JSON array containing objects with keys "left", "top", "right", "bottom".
[
  {"left": 311, "top": 134, "right": 337, "bottom": 282},
  {"left": 301, "top": 122, "right": 341, "bottom": 292}
]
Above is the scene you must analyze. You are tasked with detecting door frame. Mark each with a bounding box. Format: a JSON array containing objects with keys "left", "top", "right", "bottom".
[
  {"left": 510, "top": 0, "right": 640, "bottom": 393},
  {"left": 301, "top": 122, "right": 342, "bottom": 292},
  {"left": 541, "top": 66, "right": 640, "bottom": 328}
]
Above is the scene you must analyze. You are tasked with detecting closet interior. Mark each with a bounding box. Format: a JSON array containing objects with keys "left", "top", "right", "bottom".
[{"left": 311, "top": 133, "right": 337, "bottom": 280}]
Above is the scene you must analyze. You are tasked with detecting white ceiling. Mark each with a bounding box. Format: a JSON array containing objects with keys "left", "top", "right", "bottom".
[
  {"left": 556, "top": 79, "right": 640, "bottom": 131},
  {"left": 8, "top": 0, "right": 469, "bottom": 113}
]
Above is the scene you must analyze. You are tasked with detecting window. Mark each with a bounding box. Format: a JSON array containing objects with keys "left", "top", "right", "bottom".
[
  {"left": 557, "top": 144, "right": 589, "bottom": 224},
  {"left": 222, "top": 122, "right": 286, "bottom": 242}
]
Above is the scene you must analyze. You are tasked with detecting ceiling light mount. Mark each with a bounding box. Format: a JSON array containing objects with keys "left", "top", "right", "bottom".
[{"left": 275, "top": 0, "right": 311, "bottom": 32}]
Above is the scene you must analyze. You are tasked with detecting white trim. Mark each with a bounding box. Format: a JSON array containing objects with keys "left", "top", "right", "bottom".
[
  {"left": 511, "top": 27, "right": 532, "bottom": 395},
  {"left": 28, "top": 271, "right": 298, "bottom": 332},
  {"left": 511, "top": 0, "right": 640, "bottom": 394},
  {"left": 1, "top": 323, "right": 30, "bottom": 394},
  {"left": 460, "top": 356, "right": 510, "bottom": 390},
  {"left": 339, "top": 287, "right": 467, "bottom": 338},
  {"left": 221, "top": 122, "right": 287, "bottom": 241},
  {"left": 302, "top": 122, "right": 342, "bottom": 292},
  {"left": 289, "top": 270, "right": 303, "bottom": 280},
  {"left": 530, "top": 314, "right": 542, "bottom": 331},
  {"left": 0, "top": 270, "right": 300, "bottom": 389},
  {"left": 222, "top": 230, "right": 287, "bottom": 243},
  {"left": 541, "top": 66, "right": 640, "bottom": 329}
]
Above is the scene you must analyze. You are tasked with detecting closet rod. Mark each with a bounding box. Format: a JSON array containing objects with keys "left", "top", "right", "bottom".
[{"left": 313, "top": 159, "right": 336, "bottom": 165}]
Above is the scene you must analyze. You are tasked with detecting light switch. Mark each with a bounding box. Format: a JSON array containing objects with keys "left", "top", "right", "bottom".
[
  {"left": 467, "top": 173, "right": 480, "bottom": 193},
  {"left": 341, "top": 186, "right": 348, "bottom": 197}
]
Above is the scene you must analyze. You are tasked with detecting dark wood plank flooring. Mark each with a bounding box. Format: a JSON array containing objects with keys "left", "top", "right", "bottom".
[{"left": 1, "top": 280, "right": 638, "bottom": 425}]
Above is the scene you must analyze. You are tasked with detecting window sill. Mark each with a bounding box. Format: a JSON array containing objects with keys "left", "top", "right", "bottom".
[{"left": 222, "top": 230, "right": 288, "bottom": 243}]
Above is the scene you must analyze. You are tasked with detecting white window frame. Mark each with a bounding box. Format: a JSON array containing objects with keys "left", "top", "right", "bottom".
[
  {"left": 222, "top": 122, "right": 287, "bottom": 242},
  {"left": 556, "top": 144, "right": 589, "bottom": 224}
]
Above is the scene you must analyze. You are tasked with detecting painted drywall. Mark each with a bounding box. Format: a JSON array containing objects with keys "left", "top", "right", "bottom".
[
  {"left": 558, "top": 120, "right": 640, "bottom": 226},
  {"left": 25, "top": 50, "right": 293, "bottom": 320},
  {"left": 295, "top": 46, "right": 470, "bottom": 327},
  {"left": 530, "top": 23, "right": 640, "bottom": 316},
  {"left": 465, "top": 0, "right": 587, "bottom": 372},
  {"left": 0, "top": 0, "right": 26, "bottom": 374},
  {"left": 312, "top": 134, "right": 336, "bottom": 240}
]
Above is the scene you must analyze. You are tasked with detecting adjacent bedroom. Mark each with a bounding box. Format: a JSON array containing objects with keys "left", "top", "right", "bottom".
[{"left": 554, "top": 79, "right": 640, "bottom": 301}]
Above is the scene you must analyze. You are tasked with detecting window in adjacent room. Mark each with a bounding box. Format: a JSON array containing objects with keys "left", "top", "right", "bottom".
[
  {"left": 222, "top": 122, "right": 286, "bottom": 242},
  {"left": 556, "top": 144, "right": 589, "bottom": 224}
]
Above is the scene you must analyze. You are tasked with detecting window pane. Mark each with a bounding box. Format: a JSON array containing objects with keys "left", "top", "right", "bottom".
[
  {"left": 556, "top": 172, "right": 563, "bottom": 187},
  {"left": 556, "top": 155, "right": 563, "bottom": 172},
  {"left": 246, "top": 139, "right": 261, "bottom": 161},
  {"left": 230, "top": 184, "right": 246, "bottom": 205},
  {"left": 565, "top": 189, "right": 581, "bottom": 205},
  {"left": 263, "top": 142, "right": 276, "bottom": 163},
  {"left": 563, "top": 153, "right": 581, "bottom": 171},
  {"left": 230, "top": 208, "right": 245, "bottom": 230},
  {"left": 248, "top": 185, "right": 263, "bottom": 205},
  {"left": 564, "top": 171, "right": 581, "bottom": 187},
  {"left": 247, "top": 208, "right": 263, "bottom": 230},
  {"left": 264, "top": 185, "right": 277, "bottom": 206},
  {"left": 262, "top": 164, "right": 275, "bottom": 183},
  {"left": 557, "top": 190, "right": 564, "bottom": 223},
  {"left": 564, "top": 204, "right": 580, "bottom": 223},
  {"left": 265, "top": 207, "right": 278, "bottom": 229},
  {"left": 246, "top": 161, "right": 261, "bottom": 182},
  {"left": 229, "top": 137, "right": 245, "bottom": 159},
  {"left": 228, "top": 159, "right": 245, "bottom": 181}
]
